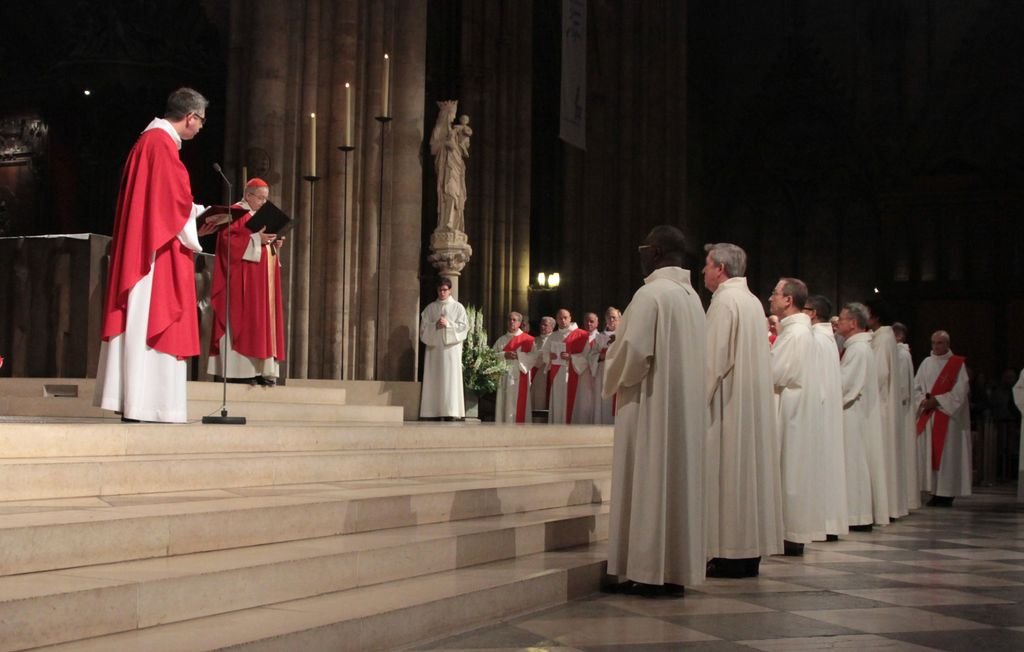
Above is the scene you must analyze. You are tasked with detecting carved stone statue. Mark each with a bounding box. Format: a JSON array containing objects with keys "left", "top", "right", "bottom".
[{"left": 430, "top": 100, "right": 472, "bottom": 232}]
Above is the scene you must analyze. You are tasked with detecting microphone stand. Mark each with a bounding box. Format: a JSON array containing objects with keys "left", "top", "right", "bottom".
[{"left": 204, "top": 163, "right": 246, "bottom": 425}]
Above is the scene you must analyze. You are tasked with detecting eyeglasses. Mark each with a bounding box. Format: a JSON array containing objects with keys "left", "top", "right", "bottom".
[
  {"left": 637, "top": 244, "right": 656, "bottom": 253},
  {"left": 190, "top": 112, "right": 207, "bottom": 125}
]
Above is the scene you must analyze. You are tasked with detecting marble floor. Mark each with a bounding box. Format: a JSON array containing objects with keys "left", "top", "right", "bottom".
[{"left": 409, "top": 487, "right": 1024, "bottom": 652}]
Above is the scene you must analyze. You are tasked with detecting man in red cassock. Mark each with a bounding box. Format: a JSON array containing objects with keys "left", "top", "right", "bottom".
[
  {"left": 207, "top": 178, "right": 286, "bottom": 386},
  {"left": 94, "top": 88, "right": 215, "bottom": 423}
]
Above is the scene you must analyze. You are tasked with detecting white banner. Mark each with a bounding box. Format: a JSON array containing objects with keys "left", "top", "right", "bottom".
[{"left": 560, "top": 0, "right": 586, "bottom": 150}]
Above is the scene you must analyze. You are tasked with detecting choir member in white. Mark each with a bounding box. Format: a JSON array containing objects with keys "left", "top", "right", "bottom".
[
  {"left": 769, "top": 277, "right": 826, "bottom": 554},
  {"left": 603, "top": 225, "right": 706, "bottom": 597},
  {"left": 702, "top": 243, "right": 783, "bottom": 577},
  {"left": 592, "top": 307, "right": 620, "bottom": 424},
  {"left": 868, "top": 302, "right": 910, "bottom": 518},
  {"left": 492, "top": 311, "right": 535, "bottom": 423},
  {"left": 541, "top": 309, "right": 589, "bottom": 424},
  {"left": 530, "top": 316, "right": 555, "bottom": 413},
  {"left": 806, "top": 295, "right": 849, "bottom": 540},
  {"left": 836, "top": 303, "right": 890, "bottom": 527},
  {"left": 418, "top": 278, "right": 469, "bottom": 420},
  {"left": 893, "top": 322, "right": 922, "bottom": 509},
  {"left": 570, "top": 312, "right": 601, "bottom": 424},
  {"left": 914, "top": 331, "right": 971, "bottom": 506}
]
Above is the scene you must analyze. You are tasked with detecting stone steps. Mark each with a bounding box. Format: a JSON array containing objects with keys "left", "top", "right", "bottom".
[
  {"left": 30, "top": 546, "right": 606, "bottom": 652},
  {"left": 0, "top": 471, "right": 611, "bottom": 576},
  {"left": 0, "top": 503, "right": 608, "bottom": 651}
]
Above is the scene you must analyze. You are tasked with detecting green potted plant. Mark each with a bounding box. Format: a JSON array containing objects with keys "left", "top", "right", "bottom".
[{"left": 461, "top": 305, "right": 505, "bottom": 419}]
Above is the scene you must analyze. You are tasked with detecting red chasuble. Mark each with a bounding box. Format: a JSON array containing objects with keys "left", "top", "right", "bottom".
[
  {"left": 503, "top": 331, "right": 535, "bottom": 422},
  {"left": 209, "top": 206, "right": 286, "bottom": 361},
  {"left": 562, "top": 327, "right": 591, "bottom": 424},
  {"left": 100, "top": 128, "right": 199, "bottom": 359},
  {"left": 916, "top": 355, "right": 966, "bottom": 471}
]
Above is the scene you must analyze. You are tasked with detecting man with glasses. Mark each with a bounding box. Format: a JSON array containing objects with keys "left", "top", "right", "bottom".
[{"left": 95, "top": 87, "right": 216, "bottom": 423}]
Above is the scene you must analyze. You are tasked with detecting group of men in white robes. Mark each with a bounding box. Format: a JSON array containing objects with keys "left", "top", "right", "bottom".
[{"left": 490, "top": 307, "right": 621, "bottom": 424}]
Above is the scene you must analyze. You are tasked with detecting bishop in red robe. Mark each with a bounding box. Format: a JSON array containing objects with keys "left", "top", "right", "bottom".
[{"left": 207, "top": 178, "right": 287, "bottom": 385}]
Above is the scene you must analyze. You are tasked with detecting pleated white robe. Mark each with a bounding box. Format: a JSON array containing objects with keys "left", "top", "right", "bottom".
[
  {"left": 704, "top": 277, "right": 783, "bottom": 560},
  {"left": 569, "top": 330, "right": 599, "bottom": 425},
  {"left": 1015, "top": 370, "right": 1024, "bottom": 501},
  {"left": 914, "top": 352, "right": 972, "bottom": 498},
  {"left": 604, "top": 266, "right": 706, "bottom": 587},
  {"left": 418, "top": 297, "right": 469, "bottom": 418},
  {"left": 873, "top": 326, "right": 909, "bottom": 517},
  {"left": 812, "top": 322, "right": 849, "bottom": 537},
  {"left": 592, "top": 330, "right": 616, "bottom": 424},
  {"left": 841, "top": 332, "right": 890, "bottom": 525},
  {"left": 897, "top": 343, "right": 921, "bottom": 509},
  {"left": 771, "top": 312, "right": 826, "bottom": 543}
]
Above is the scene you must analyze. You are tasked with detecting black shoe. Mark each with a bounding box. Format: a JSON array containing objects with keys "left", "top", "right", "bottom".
[
  {"left": 120, "top": 416, "right": 140, "bottom": 423},
  {"left": 707, "top": 557, "right": 760, "bottom": 578},
  {"left": 826, "top": 534, "right": 840, "bottom": 542},
  {"left": 850, "top": 524, "right": 873, "bottom": 532},
  {"left": 927, "top": 495, "right": 954, "bottom": 507},
  {"left": 604, "top": 580, "right": 684, "bottom": 599},
  {"left": 784, "top": 540, "right": 805, "bottom": 556}
]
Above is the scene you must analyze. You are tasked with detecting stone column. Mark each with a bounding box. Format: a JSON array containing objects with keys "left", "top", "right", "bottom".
[{"left": 428, "top": 229, "right": 473, "bottom": 299}]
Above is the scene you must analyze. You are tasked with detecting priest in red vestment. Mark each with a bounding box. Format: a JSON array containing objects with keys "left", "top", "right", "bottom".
[
  {"left": 207, "top": 178, "right": 287, "bottom": 386},
  {"left": 94, "top": 88, "right": 214, "bottom": 423}
]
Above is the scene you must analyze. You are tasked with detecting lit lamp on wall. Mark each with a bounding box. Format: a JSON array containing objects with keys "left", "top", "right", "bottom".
[{"left": 532, "top": 272, "right": 561, "bottom": 290}]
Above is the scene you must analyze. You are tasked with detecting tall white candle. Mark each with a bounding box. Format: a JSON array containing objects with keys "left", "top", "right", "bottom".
[
  {"left": 345, "top": 83, "right": 353, "bottom": 146},
  {"left": 382, "top": 54, "right": 391, "bottom": 117},
  {"left": 309, "top": 112, "right": 317, "bottom": 176}
]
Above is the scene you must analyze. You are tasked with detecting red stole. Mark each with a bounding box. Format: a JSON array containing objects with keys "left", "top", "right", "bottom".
[
  {"left": 562, "top": 328, "right": 591, "bottom": 424},
  {"left": 502, "top": 332, "right": 534, "bottom": 422},
  {"left": 916, "top": 355, "right": 966, "bottom": 471},
  {"left": 100, "top": 127, "right": 199, "bottom": 359}
]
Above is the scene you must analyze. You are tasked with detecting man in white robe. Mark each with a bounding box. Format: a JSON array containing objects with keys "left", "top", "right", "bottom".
[
  {"left": 914, "top": 330, "right": 972, "bottom": 506},
  {"left": 1013, "top": 370, "right": 1024, "bottom": 501},
  {"left": 570, "top": 312, "right": 601, "bottom": 424},
  {"left": 492, "top": 311, "right": 534, "bottom": 423},
  {"left": 702, "top": 243, "right": 782, "bottom": 578},
  {"left": 419, "top": 278, "right": 469, "bottom": 420},
  {"left": 769, "top": 277, "right": 826, "bottom": 554},
  {"left": 541, "top": 309, "right": 589, "bottom": 424},
  {"left": 836, "top": 303, "right": 889, "bottom": 528},
  {"left": 530, "top": 316, "right": 555, "bottom": 416},
  {"left": 893, "top": 322, "right": 921, "bottom": 509},
  {"left": 868, "top": 301, "right": 909, "bottom": 518},
  {"left": 603, "top": 225, "right": 706, "bottom": 596},
  {"left": 592, "top": 307, "right": 620, "bottom": 424},
  {"left": 806, "top": 295, "right": 848, "bottom": 540}
]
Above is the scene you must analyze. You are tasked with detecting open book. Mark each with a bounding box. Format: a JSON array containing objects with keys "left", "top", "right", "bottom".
[
  {"left": 245, "top": 200, "right": 295, "bottom": 236},
  {"left": 196, "top": 205, "right": 249, "bottom": 230}
]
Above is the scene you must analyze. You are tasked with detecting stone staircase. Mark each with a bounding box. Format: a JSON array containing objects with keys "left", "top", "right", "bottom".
[{"left": 0, "top": 378, "right": 612, "bottom": 651}]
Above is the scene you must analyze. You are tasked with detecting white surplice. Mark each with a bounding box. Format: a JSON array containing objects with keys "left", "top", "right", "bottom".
[
  {"left": 704, "top": 277, "right": 783, "bottom": 560},
  {"left": 603, "top": 266, "right": 706, "bottom": 587},
  {"left": 592, "top": 330, "right": 616, "bottom": 424},
  {"left": 530, "top": 332, "right": 551, "bottom": 412},
  {"left": 841, "top": 332, "right": 890, "bottom": 525},
  {"left": 771, "top": 312, "right": 826, "bottom": 543},
  {"left": 913, "top": 352, "right": 972, "bottom": 498},
  {"left": 93, "top": 120, "right": 206, "bottom": 423},
  {"left": 541, "top": 323, "right": 579, "bottom": 424},
  {"left": 896, "top": 343, "right": 921, "bottom": 509},
  {"left": 418, "top": 296, "right": 469, "bottom": 418},
  {"left": 812, "top": 322, "right": 849, "bottom": 537},
  {"left": 569, "top": 330, "right": 599, "bottom": 424},
  {"left": 872, "top": 326, "right": 909, "bottom": 517},
  {"left": 492, "top": 330, "right": 533, "bottom": 423}
]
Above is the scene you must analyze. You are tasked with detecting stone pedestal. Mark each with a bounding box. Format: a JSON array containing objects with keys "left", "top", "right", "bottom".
[{"left": 427, "top": 228, "right": 473, "bottom": 299}]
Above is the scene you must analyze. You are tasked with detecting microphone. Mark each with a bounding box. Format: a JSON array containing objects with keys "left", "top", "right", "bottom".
[{"left": 213, "top": 162, "right": 230, "bottom": 187}]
